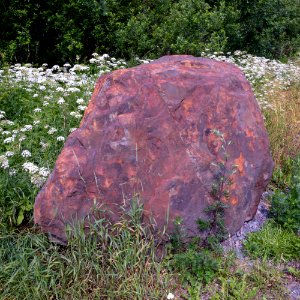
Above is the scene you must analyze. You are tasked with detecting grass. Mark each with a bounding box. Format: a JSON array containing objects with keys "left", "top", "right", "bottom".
[
  {"left": 244, "top": 221, "right": 300, "bottom": 261},
  {"left": 0, "top": 200, "right": 172, "bottom": 299},
  {"left": 209, "top": 260, "right": 289, "bottom": 300},
  {"left": 263, "top": 82, "right": 300, "bottom": 169},
  {"left": 0, "top": 51, "right": 300, "bottom": 299}
]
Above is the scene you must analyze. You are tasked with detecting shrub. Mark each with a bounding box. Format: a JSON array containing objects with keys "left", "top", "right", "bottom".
[
  {"left": 113, "top": 0, "right": 238, "bottom": 58},
  {"left": 170, "top": 248, "right": 220, "bottom": 285},
  {"left": 2, "top": 0, "right": 299, "bottom": 64},
  {"left": 225, "top": 0, "right": 300, "bottom": 58}
]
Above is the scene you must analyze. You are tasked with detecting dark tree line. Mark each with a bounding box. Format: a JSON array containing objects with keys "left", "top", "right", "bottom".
[{"left": 0, "top": 0, "right": 299, "bottom": 65}]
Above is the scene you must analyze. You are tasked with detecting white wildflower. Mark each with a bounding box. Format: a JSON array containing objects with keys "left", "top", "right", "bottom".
[
  {"left": 66, "top": 87, "right": 80, "bottom": 93},
  {"left": 48, "top": 127, "right": 57, "bottom": 135},
  {"left": 43, "top": 101, "right": 49, "bottom": 106},
  {"left": 31, "top": 174, "right": 46, "bottom": 187},
  {"left": 167, "top": 293, "right": 175, "bottom": 299},
  {"left": 57, "top": 136, "right": 65, "bottom": 142},
  {"left": 9, "top": 168, "right": 17, "bottom": 176},
  {"left": 57, "top": 97, "right": 65, "bottom": 105},
  {"left": 33, "top": 120, "right": 40, "bottom": 125},
  {"left": 33, "top": 93, "right": 39, "bottom": 98},
  {"left": 19, "top": 135, "right": 26, "bottom": 142},
  {"left": 52, "top": 65, "right": 60, "bottom": 71},
  {"left": 69, "top": 127, "right": 77, "bottom": 133},
  {"left": 56, "top": 87, "right": 64, "bottom": 92},
  {"left": 77, "top": 105, "right": 87, "bottom": 111},
  {"left": 0, "top": 155, "right": 9, "bottom": 169},
  {"left": 5, "top": 120, "right": 14, "bottom": 126},
  {"left": 4, "top": 136, "right": 14, "bottom": 144},
  {"left": 39, "top": 85, "right": 46, "bottom": 91},
  {"left": 2, "top": 130, "right": 11, "bottom": 135},
  {"left": 21, "top": 150, "right": 31, "bottom": 158},
  {"left": 34, "top": 108, "right": 42, "bottom": 113},
  {"left": 76, "top": 98, "right": 85, "bottom": 104},
  {"left": 20, "top": 125, "right": 33, "bottom": 132},
  {"left": 39, "top": 167, "right": 50, "bottom": 177},
  {"left": 75, "top": 113, "right": 82, "bottom": 119},
  {"left": 23, "top": 162, "right": 39, "bottom": 174},
  {"left": 5, "top": 151, "right": 14, "bottom": 157},
  {"left": 40, "top": 141, "right": 49, "bottom": 149},
  {"left": 70, "top": 111, "right": 77, "bottom": 116}
]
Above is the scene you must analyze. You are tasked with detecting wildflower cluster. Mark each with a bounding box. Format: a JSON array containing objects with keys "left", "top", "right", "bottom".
[
  {"left": 201, "top": 50, "right": 300, "bottom": 110},
  {"left": 0, "top": 53, "right": 150, "bottom": 226}
]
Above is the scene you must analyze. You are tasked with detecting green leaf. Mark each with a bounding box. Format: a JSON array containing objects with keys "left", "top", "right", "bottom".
[{"left": 17, "top": 210, "right": 24, "bottom": 225}]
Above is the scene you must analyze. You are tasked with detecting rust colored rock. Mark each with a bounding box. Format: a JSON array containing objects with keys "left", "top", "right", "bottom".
[{"left": 34, "top": 55, "right": 273, "bottom": 242}]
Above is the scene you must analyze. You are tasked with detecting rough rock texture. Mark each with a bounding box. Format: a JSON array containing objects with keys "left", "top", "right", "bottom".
[
  {"left": 34, "top": 55, "right": 274, "bottom": 242},
  {"left": 222, "top": 193, "right": 271, "bottom": 259}
]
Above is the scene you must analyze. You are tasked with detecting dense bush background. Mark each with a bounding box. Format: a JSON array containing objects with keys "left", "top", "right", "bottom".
[{"left": 1, "top": 0, "right": 299, "bottom": 65}]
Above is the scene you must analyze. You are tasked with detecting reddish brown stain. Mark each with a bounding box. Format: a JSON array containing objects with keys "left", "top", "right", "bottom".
[
  {"left": 34, "top": 55, "right": 273, "bottom": 242},
  {"left": 231, "top": 197, "right": 238, "bottom": 206},
  {"left": 235, "top": 153, "right": 245, "bottom": 175},
  {"left": 245, "top": 128, "right": 255, "bottom": 138}
]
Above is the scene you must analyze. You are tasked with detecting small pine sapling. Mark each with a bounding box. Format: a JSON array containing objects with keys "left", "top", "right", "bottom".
[{"left": 198, "top": 129, "right": 238, "bottom": 250}]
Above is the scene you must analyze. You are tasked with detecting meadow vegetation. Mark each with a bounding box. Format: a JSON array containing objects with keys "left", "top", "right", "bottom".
[{"left": 0, "top": 48, "right": 299, "bottom": 298}]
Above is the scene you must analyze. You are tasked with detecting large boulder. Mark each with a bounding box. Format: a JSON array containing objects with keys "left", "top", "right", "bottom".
[{"left": 34, "top": 55, "right": 273, "bottom": 243}]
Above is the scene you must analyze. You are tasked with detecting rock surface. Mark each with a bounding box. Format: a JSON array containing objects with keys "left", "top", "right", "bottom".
[
  {"left": 222, "top": 192, "right": 271, "bottom": 258},
  {"left": 34, "top": 55, "right": 273, "bottom": 242}
]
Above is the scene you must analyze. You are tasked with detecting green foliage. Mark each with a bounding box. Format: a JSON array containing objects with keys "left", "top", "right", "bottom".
[
  {"left": 197, "top": 129, "right": 237, "bottom": 250},
  {"left": 244, "top": 221, "right": 300, "bottom": 261},
  {"left": 270, "top": 189, "right": 300, "bottom": 233},
  {"left": 0, "top": 171, "right": 37, "bottom": 227},
  {"left": 198, "top": 200, "right": 229, "bottom": 251},
  {"left": 0, "top": 201, "right": 170, "bottom": 299},
  {"left": 211, "top": 274, "right": 258, "bottom": 300},
  {"left": 286, "top": 266, "right": 300, "bottom": 280},
  {"left": 269, "top": 156, "right": 300, "bottom": 233},
  {"left": 170, "top": 248, "right": 220, "bottom": 285},
  {"left": 0, "top": 0, "right": 108, "bottom": 64},
  {"left": 114, "top": 0, "right": 235, "bottom": 58},
  {"left": 170, "top": 216, "right": 186, "bottom": 252},
  {"left": 210, "top": 259, "right": 289, "bottom": 299},
  {"left": 1, "top": 0, "right": 299, "bottom": 64},
  {"left": 224, "top": 0, "right": 300, "bottom": 58},
  {"left": 272, "top": 157, "right": 294, "bottom": 189},
  {"left": 196, "top": 218, "right": 210, "bottom": 231},
  {"left": 0, "top": 68, "right": 93, "bottom": 227}
]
